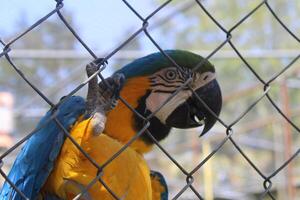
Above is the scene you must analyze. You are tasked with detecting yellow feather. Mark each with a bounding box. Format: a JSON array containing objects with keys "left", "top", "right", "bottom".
[
  {"left": 151, "top": 176, "right": 166, "bottom": 200},
  {"left": 105, "top": 76, "right": 153, "bottom": 153},
  {"left": 43, "top": 117, "right": 152, "bottom": 200}
]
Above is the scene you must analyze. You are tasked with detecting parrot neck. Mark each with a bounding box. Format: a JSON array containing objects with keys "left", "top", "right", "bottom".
[{"left": 104, "top": 76, "right": 171, "bottom": 154}]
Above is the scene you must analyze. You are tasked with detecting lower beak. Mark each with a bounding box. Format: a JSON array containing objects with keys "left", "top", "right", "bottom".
[{"left": 165, "top": 79, "right": 222, "bottom": 136}]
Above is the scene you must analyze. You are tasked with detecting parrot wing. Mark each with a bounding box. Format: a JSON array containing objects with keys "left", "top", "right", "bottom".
[
  {"left": 150, "top": 170, "right": 168, "bottom": 200},
  {"left": 0, "top": 96, "right": 86, "bottom": 200}
]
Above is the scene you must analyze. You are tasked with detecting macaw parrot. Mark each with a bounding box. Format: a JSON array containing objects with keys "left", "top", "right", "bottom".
[{"left": 0, "top": 50, "right": 222, "bottom": 200}]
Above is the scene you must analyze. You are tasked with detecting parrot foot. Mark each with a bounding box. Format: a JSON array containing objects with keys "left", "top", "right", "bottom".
[
  {"left": 86, "top": 61, "right": 98, "bottom": 78},
  {"left": 86, "top": 59, "right": 101, "bottom": 116},
  {"left": 85, "top": 57, "right": 106, "bottom": 78},
  {"left": 91, "top": 73, "right": 124, "bottom": 135},
  {"left": 98, "top": 73, "right": 125, "bottom": 109},
  {"left": 96, "top": 72, "right": 125, "bottom": 113},
  {"left": 86, "top": 58, "right": 125, "bottom": 135}
]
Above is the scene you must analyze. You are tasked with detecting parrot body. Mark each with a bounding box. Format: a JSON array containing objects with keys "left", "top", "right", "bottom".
[
  {"left": 1, "top": 50, "right": 222, "bottom": 200},
  {"left": 42, "top": 117, "right": 152, "bottom": 200}
]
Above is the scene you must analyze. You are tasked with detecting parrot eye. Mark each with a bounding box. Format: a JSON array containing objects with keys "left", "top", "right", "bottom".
[{"left": 165, "top": 70, "right": 177, "bottom": 80}]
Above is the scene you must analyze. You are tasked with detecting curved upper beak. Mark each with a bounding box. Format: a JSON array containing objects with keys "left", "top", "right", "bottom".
[
  {"left": 165, "top": 79, "right": 222, "bottom": 136},
  {"left": 193, "top": 79, "right": 222, "bottom": 136}
]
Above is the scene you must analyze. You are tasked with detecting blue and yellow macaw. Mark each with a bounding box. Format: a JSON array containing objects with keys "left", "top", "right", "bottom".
[{"left": 0, "top": 50, "right": 222, "bottom": 200}]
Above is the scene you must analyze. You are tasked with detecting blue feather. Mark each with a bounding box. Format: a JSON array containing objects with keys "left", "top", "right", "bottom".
[
  {"left": 0, "top": 96, "right": 86, "bottom": 200},
  {"left": 116, "top": 50, "right": 213, "bottom": 79},
  {"left": 150, "top": 170, "right": 168, "bottom": 200}
]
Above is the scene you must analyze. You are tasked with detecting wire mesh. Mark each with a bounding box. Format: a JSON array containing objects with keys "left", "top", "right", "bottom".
[{"left": 0, "top": 0, "right": 299, "bottom": 199}]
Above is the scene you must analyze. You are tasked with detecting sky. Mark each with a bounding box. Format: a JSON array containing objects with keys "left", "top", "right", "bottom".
[{"left": 0, "top": 0, "right": 159, "bottom": 51}]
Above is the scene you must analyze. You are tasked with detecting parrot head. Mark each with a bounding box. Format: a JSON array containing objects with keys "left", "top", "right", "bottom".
[{"left": 104, "top": 50, "right": 222, "bottom": 151}]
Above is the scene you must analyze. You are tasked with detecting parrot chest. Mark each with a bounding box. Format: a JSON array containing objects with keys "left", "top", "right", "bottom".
[{"left": 43, "top": 118, "right": 152, "bottom": 200}]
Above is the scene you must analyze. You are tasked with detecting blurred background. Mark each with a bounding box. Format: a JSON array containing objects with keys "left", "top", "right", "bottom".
[{"left": 0, "top": 0, "right": 299, "bottom": 199}]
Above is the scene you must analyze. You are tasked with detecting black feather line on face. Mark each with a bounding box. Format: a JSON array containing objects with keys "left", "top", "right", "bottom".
[
  {"left": 150, "top": 82, "right": 184, "bottom": 88},
  {"left": 152, "top": 90, "right": 176, "bottom": 94},
  {"left": 177, "top": 69, "right": 186, "bottom": 80},
  {"left": 177, "top": 66, "right": 193, "bottom": 80},
  {"left": 149, "top": 67, "right": 193, "bottom": 94},
  {"left": 133, "top": 90, "right": 171, "bottom": 144},
  {"left": 149, "top": 66, "right": 191, "bottom": 82},
  {"left": 156, "top": 74, "right": 173, "bottom": 83}
]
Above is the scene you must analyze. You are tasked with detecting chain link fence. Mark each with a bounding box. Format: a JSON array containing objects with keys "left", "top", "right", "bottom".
[{"left": 0, "top": 0, "right": 299, "bottom": 199}]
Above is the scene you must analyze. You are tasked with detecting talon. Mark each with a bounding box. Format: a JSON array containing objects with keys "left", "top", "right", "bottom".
[
  {"left": 86, "top": 62, "right": 100, "bottom": 77},
  {"left": 113, "top": 73, "right": 125, "bottom": 88},
  {"left": 111, "top": 73, "right": 125, "bottom": 99},
  {"left": 86, "top": 58, "right": 107, "bottom": 78},
  {"left": 93, "top": 73, "right": 125, "bottom": 114},
  {"left": 111, "top": 100, "right": 118, "bottom": 108},
  {"left": 93, "top": 57, "right": 108, "bottom": 66}
]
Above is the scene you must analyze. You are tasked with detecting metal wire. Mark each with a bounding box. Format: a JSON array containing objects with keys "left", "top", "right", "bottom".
[{"left": 0, "top": 0, "right": 299, "bottom": 199}]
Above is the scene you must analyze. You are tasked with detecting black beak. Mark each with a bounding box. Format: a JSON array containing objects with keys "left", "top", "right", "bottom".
[
  {"left": 194, "top": 79, "right": 222, "bottom": 136},
  {"left": 165, "top": 79, "right": 222, "bottom": 136}
]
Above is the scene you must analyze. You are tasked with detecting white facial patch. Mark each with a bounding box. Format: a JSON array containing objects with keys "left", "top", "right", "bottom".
[
  {"left": 146, "top": 89, "right": 192, "bottom": 123},
  {"left": 146, "top": 68, "right": 216, "bottom": 124}
]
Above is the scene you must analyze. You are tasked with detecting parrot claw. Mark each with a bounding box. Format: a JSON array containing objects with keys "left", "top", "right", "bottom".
[
  {"left": 97, "top": 73, "right": 125, "bottom": 112},
  {"left": 86, "top": 62, "right": 99, "bottom": 78},
  {"left": 86, "top": 58, "right": 125, "bottom": 135},
  {"left": 93, "top": 57, "right": 108, "bottom": 66},
  {"left": 110, "top": 73, "right": 125, "bottom": 104},
  {"left": 91, "top": 73, "right": 124, "bottom": 135},
  {"left": 86, "top": 57, "right": 107, "bottom": 77}
]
